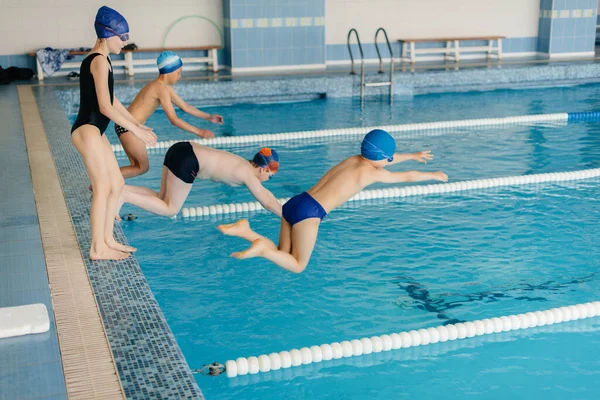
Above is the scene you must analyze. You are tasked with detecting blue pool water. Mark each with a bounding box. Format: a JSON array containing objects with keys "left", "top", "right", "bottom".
[{"left": 66, "top": 83, "right": 600, "bottom": 399}]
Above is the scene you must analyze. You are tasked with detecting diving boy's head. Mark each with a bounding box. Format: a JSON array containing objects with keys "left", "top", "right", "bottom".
[
  {"left": 250, "top": 148, "right": 280, "bottom": 182},
  {"left": 94, "top": 6, "right": 129, "bottom": 54},
  {"left": 361, "top": 129, "right": 396, "bottom": 166},
  {"left": 157, "top": 51, "right": 183, "bottom": 84}
]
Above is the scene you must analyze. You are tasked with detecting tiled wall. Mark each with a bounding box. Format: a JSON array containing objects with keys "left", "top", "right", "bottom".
[
  {"left": 538, "top": 0, "right": 597, "bottom": 55},
  {"left": 0, "top": 0, "right": 223, "bottom": 70},
  {"left": 223, "top": 0, "right": 325, "bottom": 70},
  {"left": 327, "top": 37, "right": 539, "bottom": 63}
]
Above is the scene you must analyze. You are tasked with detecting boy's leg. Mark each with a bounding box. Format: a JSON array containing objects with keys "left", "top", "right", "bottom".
[
  {"left": 218, "top": 219, "right": 278, "bottom": 251},
  {"left": 72, "top": 127, "right": 129, "bottom": 260},
  {"left": 122, "top": 169, "right": 192, "bottom": 216},
  {"left": 119, "top": 131, "right": 150, "bottom": 179},
  {"left": 278, "top": 218, "right": 292, "bottom": 252},
  {"left": 232, "top": 218, "right": 320, "bottom": 274},
  {"left": 101, "top": 135, "right": 136, "bottom": 253},
  {"left": 118, "top": 167, "right": 168, "bottom": 217}
]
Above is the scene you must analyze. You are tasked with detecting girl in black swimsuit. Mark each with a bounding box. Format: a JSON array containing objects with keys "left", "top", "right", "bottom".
[{"left": 71, "top": 6, "right": 156, "bottom": 261}]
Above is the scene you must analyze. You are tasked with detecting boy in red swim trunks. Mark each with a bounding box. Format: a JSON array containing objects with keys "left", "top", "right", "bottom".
[{"left": 218, "top": 129, "right": 448, "bottom": 273}]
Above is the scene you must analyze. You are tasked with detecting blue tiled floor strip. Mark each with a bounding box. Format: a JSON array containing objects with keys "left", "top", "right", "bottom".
[
  {"left": 33, "top": 86, "right": 203, "bottom": 399},
  {"left": 0, "top": 85, "right": 67, "bottom": 400}
]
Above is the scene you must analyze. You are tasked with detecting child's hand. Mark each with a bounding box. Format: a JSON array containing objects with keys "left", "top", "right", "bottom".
[
  {"left": 433, "top": 171, "right": 448, "bottom": 182},
  {"left": 132, "top": 126, "right": 156, "bottom": 146},
  {"left": 413, "top": 150, "right": 433, "bottom": 164},
  {"left": 209, "top": 114, "right": 224, "bottom": 124},
  {"left": 197, "top": 128, "right": 215, "bottom": 139},
  {"left": 137, "top": 123, "right": 153, "bottom": 131}
]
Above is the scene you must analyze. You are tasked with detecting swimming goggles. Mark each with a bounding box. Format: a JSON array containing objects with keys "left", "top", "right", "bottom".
[{"left": 97, "top": 23, "right": 130, "bottom": 42}]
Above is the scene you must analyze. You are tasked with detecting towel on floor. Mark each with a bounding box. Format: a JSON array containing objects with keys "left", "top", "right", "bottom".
[{"left": 0, "top": 304, "right": 50, "bottom": 339}]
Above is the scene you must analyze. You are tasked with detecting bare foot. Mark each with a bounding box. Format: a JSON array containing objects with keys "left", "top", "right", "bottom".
[
  {"left": 106, "top": 240, "right": 136, "bottom": 253},
  {"left": 217, "top": 219, "right": 251, "bottom": 237},
  {"left": 231, "top": 238, "right": 267, "bottom": 259},
  {"left": 90, "top": 245, "right": 130, "bottom": 261}
]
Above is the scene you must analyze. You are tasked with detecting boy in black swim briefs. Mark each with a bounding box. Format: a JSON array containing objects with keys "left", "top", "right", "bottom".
[{"left": 119, "top": 142, "right": 282, "bottom": 218}]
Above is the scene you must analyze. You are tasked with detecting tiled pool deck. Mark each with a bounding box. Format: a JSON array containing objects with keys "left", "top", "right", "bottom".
[
  {"left": 3, "top": 57, "right": 600, "bottom": 399},
  {"left": 0, "top": 86, "right": 67, "bottom": 399}
]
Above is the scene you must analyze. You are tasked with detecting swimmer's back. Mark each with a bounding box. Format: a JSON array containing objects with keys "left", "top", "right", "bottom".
[
  {"left": 127, "top": 80, "right": 163, "bottom": 123},
  {"left": 307, "top": 156, "right": 374, "bottom": 212}
]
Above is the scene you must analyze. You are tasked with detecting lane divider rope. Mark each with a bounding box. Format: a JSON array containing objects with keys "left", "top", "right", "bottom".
[
  {"left": 111, "top": 112, "right": 575, "bottom": 152},
  {"left": 223, "top": 301, "right": 600, "bottom": 378},
  {"left": 180, "top": 167, "right": 600, "bottom": 218}
]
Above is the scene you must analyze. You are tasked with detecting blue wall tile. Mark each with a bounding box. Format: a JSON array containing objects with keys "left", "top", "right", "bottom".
[
  {"left": 277, "top": 28, "right": 293, "bottom": 48},
  {"left": 277, "top": 48, "right": 294, "bottom": 65},
  {"left": 586, "top": 17, "right": 596, "bottom": 36},
  {"left": 263, "top": 1, "right": 278, "bottom": 18},
  {"left": 263, "top": 49, "right": 278, "bottom": 66},
  {"left": 223, "top": 0, "right": 231, "bottom": 19},
  {"left": 246, "top": 51, "right": 263, "bottom": 67},
  {"left": 246, "top": 28, "right": 263, "bottom": 50},
  {"left": 307, "top": 26, "right": 324, "bottom": 47},
  {"left": 232, "top": 29, "right": 248, "bottom": 49},
  {"left": 524, "top": 37, "right": 538, "bottom": 51},
  {"left": 263, "top": 27, "right": 277, "bottom": 49},
  {"left": 289, "top": 4, "right": 305, "bottom": 18},
  {"left": 233, "top": 49, "right": 247, "bottom": 67},
  {"left": 306, "top": 0, "right": 325, "bottom": 17},
  {"left": 245, "top": 5, "right": 260, "bottom": 19},
  {"left": 575, "top": 19, "right": 588, "bottom": 36},
  {"left": 293, "top": 28, "right": 307, "bottom": 48},
  {"left": 292, "top": 48, "right": 306, "bottom": 65}
]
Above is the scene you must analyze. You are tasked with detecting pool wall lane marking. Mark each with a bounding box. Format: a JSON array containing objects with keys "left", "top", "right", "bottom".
[
  {"left": 110, "top": 112, "right": 581, "bottom": 153},
  {"left": 17, "top": 86, "right": 126, "bottom": 399},
  {"left": 224, "top": 301, "right": 600, "bottom": 378},
  {"left": 180, "top": 168, "right": 600, "bottom": 218}
]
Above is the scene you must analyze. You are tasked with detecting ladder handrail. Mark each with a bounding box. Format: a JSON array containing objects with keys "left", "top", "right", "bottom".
[
  {"left": 374, "top": 27, "right": 394, "bottom": 101},
  {"left": 347, "top": 28, "right": 364, "bottom": 75},
  {"left": 374, "top": 27, "right": 393, "bottom": 73}
]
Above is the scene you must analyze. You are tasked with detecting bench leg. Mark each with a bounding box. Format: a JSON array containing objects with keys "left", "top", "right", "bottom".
[
  {"left": 445, "top": 41, "right": 452, "bottom": 61},
  {"left": 125, "top": 52, "right": 134, "bottom": 77},
  {"left": 211, "top": 49, "right": 219, "bottom": 72},
  {"left": 410, "top": 42, "right": 416, "bottom": 64},
  {"left": 497, "top": 39, "right": 503, "bottom": 61},
  {"left": 454, "top": 40, "right": 460, "bottom": 63},
  {"left": 487, "top": 39, "right": 493, "bottom": 60},
  {"left": 36, "top": 57, "right": 44, "bottom": 81},
  {"left": 401, "top": 42, "right": 406, "bottom": 63}
]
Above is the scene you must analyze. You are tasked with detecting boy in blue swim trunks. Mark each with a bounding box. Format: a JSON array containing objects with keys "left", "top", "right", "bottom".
[{"left": 218, "top": 129, "right": 448, "bottom": 273}]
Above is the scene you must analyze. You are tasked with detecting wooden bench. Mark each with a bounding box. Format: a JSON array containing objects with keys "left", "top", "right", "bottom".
[
  {"left": 397, "top": 36, "right": 505, "bottom": 64},
  {"left": 29, "top": 46, "right": 221, "bottom": 81}
]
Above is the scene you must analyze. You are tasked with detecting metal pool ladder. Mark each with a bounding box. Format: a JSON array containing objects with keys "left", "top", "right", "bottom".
[{"left": 347, "top": 27, "right": 394, "bottom": 102}]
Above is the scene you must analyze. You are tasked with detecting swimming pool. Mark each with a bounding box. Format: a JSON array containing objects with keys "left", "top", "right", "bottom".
[{"left": 67, "top": 83, "right": 600, "bottom": 399}]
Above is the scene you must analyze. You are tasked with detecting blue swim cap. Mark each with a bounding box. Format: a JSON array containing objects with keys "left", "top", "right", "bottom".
[
  {"left": 94, "top": 6, "right": 129, "bottom": 39},
  {"left": 157, "top": 51, "right": 183, "bottom": 74},
  {"left": 361, "top": 129, "right": 396, "bottom": 162},
  {"left": 252, "top": 148, "right": 279, "bottom": 172}
]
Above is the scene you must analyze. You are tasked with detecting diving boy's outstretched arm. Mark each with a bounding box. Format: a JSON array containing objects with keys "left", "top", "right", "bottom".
[
  {"left": 245, "top": 177, "right": 283, "bottom": 217},
  {"left": 374, "top": 169, "right": 448, "bottom": 184},
  {"left": 388, "top": 150, "right": 433, "bottom": 165},
  {"left": 170, "top": 88, "right": 224, "bottom": 124},
  {"left": 158, "top": 86, "right": 215, "bottom": 138}
]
